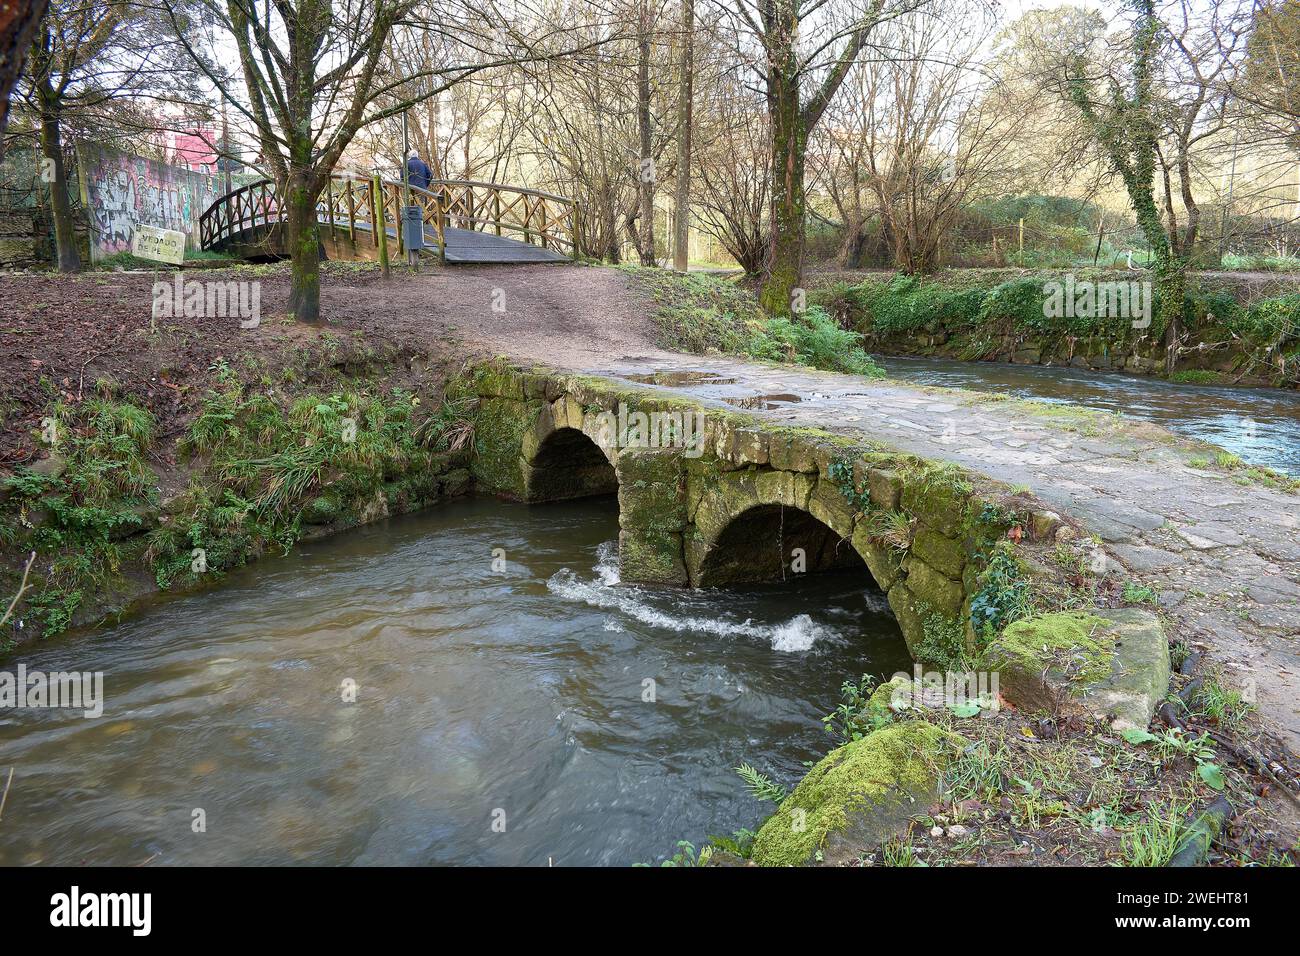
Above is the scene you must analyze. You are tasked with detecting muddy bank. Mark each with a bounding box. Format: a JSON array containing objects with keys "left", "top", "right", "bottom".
[{"left": 0, "top": 265, "right": 473, "bottom": 649}]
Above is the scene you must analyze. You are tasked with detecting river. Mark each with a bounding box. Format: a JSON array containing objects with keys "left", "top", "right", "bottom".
[
  {"left": 880, "top": 356, "right": 1300, "bottom": 475},
  {"left": 0, "top": 497, "right": 909, "bottom": 866}
]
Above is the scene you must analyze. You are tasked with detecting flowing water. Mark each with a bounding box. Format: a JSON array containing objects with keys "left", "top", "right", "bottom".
[
  {"left": 0, "top": 497, "right": 909, "bottom": 867},
  {"left": 881, "top": 356, "right": 1300, "bottom": 476}
]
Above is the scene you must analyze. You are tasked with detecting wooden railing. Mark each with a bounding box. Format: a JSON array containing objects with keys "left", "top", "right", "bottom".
[{"left": 199, "top": 173, "right": 581, "bottom": 258}]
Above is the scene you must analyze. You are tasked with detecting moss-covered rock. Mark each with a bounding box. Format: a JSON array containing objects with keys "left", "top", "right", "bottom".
[
  {"left": 981, "top": 611, "right": 1111, "bottom": 715},
  {"left": 751, "top": 721, "right": 962, "bottom": 866},
  {"left": 910, "top": 526, "right": 965, "bottom": 581},
  {"left": 302, "top": 495, "right": 339, "bottom": 525},
  {"left": 902, "top": 555, "right": 965, "bottom": 617},
  {"left": 978, "top": 609, "right": 1168, "bottom": 727}
]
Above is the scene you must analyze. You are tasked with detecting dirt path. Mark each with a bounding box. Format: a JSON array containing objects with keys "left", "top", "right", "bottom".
[{"left": 374, "top": 263, "right": 680, "bottom": 368}]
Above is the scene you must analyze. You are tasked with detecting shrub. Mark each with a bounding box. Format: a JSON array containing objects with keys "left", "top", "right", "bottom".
[{"left": 750, "top": 306, "right": 883, "bottom": 376}]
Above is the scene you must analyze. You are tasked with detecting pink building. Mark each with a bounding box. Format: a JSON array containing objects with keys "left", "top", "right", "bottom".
[{"left": 167, "top": 129, "right": 218, "bottom": 174}]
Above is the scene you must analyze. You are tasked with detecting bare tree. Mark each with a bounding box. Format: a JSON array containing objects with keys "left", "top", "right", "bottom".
[
  {"left": 671, "top": 0, "right": 694, "bottom": 270},
  {"left": 717, "top": 0, "right": 931, "bottom": 314},
  {"left": 694, "top": 64, "right": 769, "bottom": 273},
  {"left": 814, "top": 4, "right": 1028, "bottom": 273}
]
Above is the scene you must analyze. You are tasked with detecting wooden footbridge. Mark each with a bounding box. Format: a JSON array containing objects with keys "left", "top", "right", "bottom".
[{"left": 198, "top": 173, "right": 580, "bottom": 264}]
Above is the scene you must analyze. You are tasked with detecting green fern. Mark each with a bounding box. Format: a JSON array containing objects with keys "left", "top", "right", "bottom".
[{"left": 735, "top": 764, "right": 788, "bottom": 804}]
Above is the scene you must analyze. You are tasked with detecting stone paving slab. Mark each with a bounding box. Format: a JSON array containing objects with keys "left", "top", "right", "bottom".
[{"left": 585, "top": 354, "right": 1300, "bottom": 752}]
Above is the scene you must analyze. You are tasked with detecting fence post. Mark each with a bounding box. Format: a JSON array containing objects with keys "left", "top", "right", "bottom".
[
  {"left": 372, "top": 174, "right": 390, "bottom": 278},
  {"left": 435, "top": 186, "right": 446, "bottom": 264}
]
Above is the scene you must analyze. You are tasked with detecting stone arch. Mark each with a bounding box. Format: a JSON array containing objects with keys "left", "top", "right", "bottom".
[
  {"left": 694, "top": 503, "right": 865, "bottom": 587},
  {"left": 678, "top": 466, "right": 947, "bottom": 657},
  {"left": 525, "top": 426, "right": 618, "bottom": 501},
  {"left": 469, "top": 363, "right": 981, "bottom": 661}
]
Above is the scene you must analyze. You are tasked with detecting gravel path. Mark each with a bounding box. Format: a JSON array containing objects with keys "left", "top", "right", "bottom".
[{"left": 373, "top": 263, "right": 681, "bottom": 369}]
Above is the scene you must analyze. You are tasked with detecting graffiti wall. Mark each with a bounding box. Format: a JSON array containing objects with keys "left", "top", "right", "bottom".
[{"left": 76, "top": 141, "right": 223, "bottom": 262}]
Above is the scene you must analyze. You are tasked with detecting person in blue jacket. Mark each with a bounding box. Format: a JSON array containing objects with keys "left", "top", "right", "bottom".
[{"left": 406, "top": 151, "right": 432, "bottom": 190}]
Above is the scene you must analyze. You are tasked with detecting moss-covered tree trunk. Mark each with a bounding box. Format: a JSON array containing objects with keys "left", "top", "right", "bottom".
[
  {"left": 759, "top": 61, "right": 805, "bottom": 316},
  {"left": 1132, "top": 183, "right": 1182, "bottom": 374},
  {"left": 285, "top": 167, "right": 321, "bottom": 324},
  {"left": 38, "top": 91, "right": 79, "bottom": 273},
  {"left": 1153, "top": 256, "right": 1185, "bottom": 373},
  {"left": 0, "top": 0, "right": 47, "bottom": 165}
]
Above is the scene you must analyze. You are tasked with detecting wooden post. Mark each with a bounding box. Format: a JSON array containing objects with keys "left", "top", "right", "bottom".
[
  {"left": 1018, "top": 217, "right": 1024, "bottom": 261},
  {"left": 573, "top": 201, "right": 583, "bottom": 259},
  {"left": 494, "top": 190, "right": 502, "bottom": 237},
  {"left": 434, "top": 185, "right": 446, "bottom": 264},
  {"left": 393, "top": 183, "right": 405, "bottom": 257},
  {"left": 326, "top": 180, "right": 337, "bottom": 240},
  {"left": 347, "top": 181, "right": 356, "bottom": 245},
  {"left": 372, "top": 174, "right": 390, "bottom": 277}
]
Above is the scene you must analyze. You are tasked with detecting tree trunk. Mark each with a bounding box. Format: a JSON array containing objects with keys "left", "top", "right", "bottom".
[
  {"left": 635, "top": 0, "right": 656, "bottom": 267},
  {"left": 0, "top": 0, "right": 48, "bottom": 165},
  {"left": 39, "top": 99, "right": 80, "bottom": 273},
  {"left": 1154, "top": 256, "right": 1185, "bottom": 374},
  {"left": 285, "top": 170, "right": 322, "bottom": 323},
  {"left": 759, "top": 64, "right": 805, "bottom": 316},
  {"left": 671, "top": 0, "right": 694, "bottom": 272}
]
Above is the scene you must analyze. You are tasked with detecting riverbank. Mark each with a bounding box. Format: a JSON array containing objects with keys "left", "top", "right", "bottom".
[
  {"left": 808, "top": 269, "right": 1300, "bottom": 390},
  {"left": 0, "top": 263, "right": 474, "bottom": 645}
]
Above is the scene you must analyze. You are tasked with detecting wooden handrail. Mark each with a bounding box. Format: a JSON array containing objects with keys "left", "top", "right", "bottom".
[{"left": 198, "top": 174, "right": 579, "bottom": 258}]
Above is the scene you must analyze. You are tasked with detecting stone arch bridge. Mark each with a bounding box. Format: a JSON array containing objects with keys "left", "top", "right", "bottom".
[{"left": 464, "top": 363, "right": 1017, "bottom": 659}]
